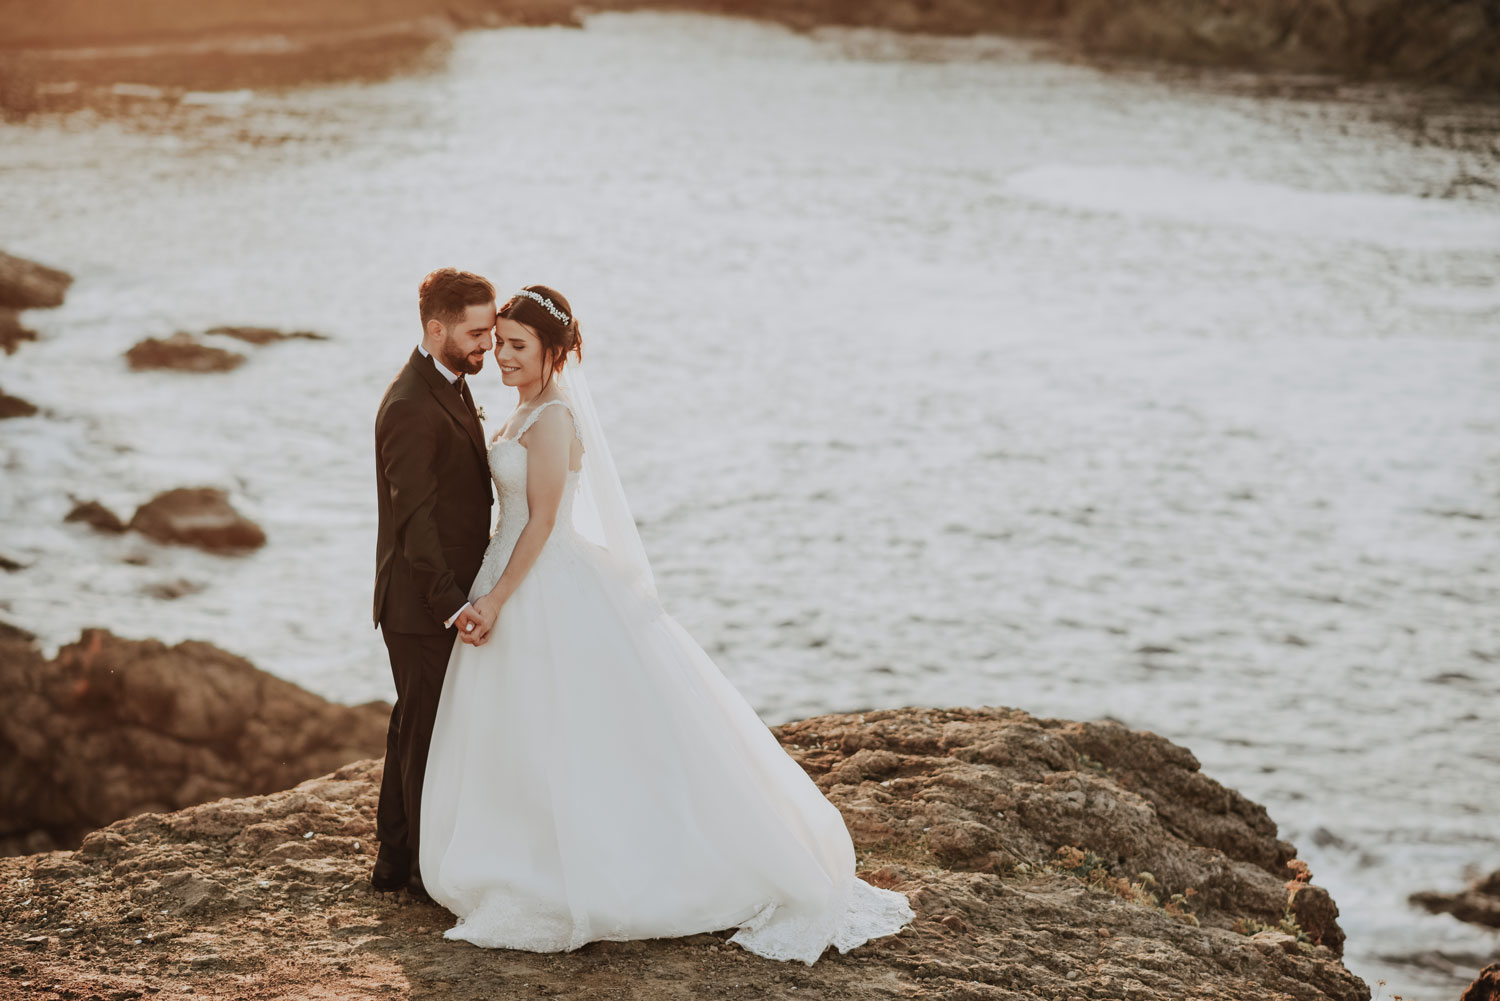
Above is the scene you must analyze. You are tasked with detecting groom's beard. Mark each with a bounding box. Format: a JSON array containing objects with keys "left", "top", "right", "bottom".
[{"left": 441, "top": 345, "right": 485, "bottom": 376}]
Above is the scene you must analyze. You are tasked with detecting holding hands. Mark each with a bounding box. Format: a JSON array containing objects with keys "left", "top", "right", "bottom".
[{"left": 455, "top": 601, "right": 498, "bottom": 646}]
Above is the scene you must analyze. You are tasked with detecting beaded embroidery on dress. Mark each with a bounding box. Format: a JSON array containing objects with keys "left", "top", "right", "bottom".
[{"left": 419, "top": 397, "right": 913, "bottom": 963}]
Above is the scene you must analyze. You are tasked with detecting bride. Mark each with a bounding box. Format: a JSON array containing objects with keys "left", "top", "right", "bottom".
[{"left": 418, "top": 285, "right": 913, "bottom": 964}]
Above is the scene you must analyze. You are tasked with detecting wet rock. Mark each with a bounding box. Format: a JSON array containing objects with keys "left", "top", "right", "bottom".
[
  {"left": 1411, "top": 867, "right": 1500, "bottom": 928},
  {"left": 0, "top": 620, "right": 34, "bottom": 641},
  {"left": 64, "top": 499, "right": 128, "bottom": 534},
  {"left": 124, "top": 332, "right": 245, "bottom": 373},
  {"left": 1463, "top": 962, "right": 1500, "bottom": 1001},
  {"left": 128, "top": 488, "right": 266, "bottom": 553},
  {"left": 0, "top": 310, "right": 38, "bottom": 354},
  {"left": 0, "top": 250, "right": 72, "bottom": 310},
  {"left": 0, "top": 387, "right": 37, "bottom": 419},
  {"left": 204, "top": 326, "right": 328, "bottom": 345},
  {"left": 141, "top": 577, "right": 205, "bottom": 600},
  {"left": 0, "top": 628, "right": 388, "bottom": 856}
]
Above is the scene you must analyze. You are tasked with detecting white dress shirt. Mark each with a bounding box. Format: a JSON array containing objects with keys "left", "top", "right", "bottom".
[{"left": 418, "top": 343, "right": 462, "bottom": 384}]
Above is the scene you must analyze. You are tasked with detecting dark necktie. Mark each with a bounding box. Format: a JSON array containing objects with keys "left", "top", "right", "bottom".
[{"left": 455, "top": 378, "right": 483, "bottom": 436}]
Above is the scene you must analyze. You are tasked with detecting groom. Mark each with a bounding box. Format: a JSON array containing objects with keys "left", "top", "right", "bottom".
[{"left": 371, "top": 267, "right": 496, "bottom": 899}]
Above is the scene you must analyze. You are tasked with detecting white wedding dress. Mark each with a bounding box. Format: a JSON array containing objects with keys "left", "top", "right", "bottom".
[{"left": 419, "top": 396, "right": 913, "bottom": 964}]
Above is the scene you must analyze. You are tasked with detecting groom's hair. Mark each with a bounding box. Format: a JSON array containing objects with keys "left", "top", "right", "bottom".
[{"left": 419, "top": 268, "right": 496, "bottom": 329}]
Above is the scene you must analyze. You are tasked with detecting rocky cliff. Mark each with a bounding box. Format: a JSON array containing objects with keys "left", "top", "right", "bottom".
[
  {"left": 0, "top": 704, "right": 1370, "bottom": 1000},
  {"left": 0, "top": 0, "right": 1495, "bottom": 93},
  {"left": 680, "top": 0, "right": 1500, "bottom": 91},
  {"left": 0, "top": 629, "right": 389, "bottom": 857}
]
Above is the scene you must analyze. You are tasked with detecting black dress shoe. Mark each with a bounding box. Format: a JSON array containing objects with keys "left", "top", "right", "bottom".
[
  {"left": 371, "top": 847, "right": 410, "bottom": 892},
  {"left": 406, "top": 871, "right": 433, "bottom": 904}
]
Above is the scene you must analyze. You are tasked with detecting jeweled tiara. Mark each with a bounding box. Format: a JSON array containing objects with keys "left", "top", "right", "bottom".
[{"left": 512, "top": 289, "right": 571, "bottom": 326}]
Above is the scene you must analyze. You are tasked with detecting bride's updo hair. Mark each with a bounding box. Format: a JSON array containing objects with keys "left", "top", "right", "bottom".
[{"left": 499, "top": 284, "right": 582, "bottom": 376}]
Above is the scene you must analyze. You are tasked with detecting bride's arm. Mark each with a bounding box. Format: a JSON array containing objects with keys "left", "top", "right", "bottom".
[{"left": 470, "top": 405, "right": 573, "bottom": 632}]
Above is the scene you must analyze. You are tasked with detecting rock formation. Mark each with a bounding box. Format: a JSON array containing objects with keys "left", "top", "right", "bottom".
[
  {"left": 0, "top": 249, "right": 71, "bottom": 353},
  {"left": 0, "top": 629, "right": 389, "bottom": 858},
  {"left": 1411, "top": 867, "right": 1500, "bottom": 928},
  {"left": 64, "top": 499, "right": 128, "bottom": 533},
  {"left": 124, "top": 332, "right": 246, "bottom": 373},
  {"left": 128, "top": 487, "right": 267, "bottom": 552},
  {"left": 0, "top": 249, "right": 71, "bottom": 310},
  {"left": 123, "top": 327, "right": 326, "bottom": 370},
  {"left": 141, "top": 577, "right": 207, "bottom": 600},
  {"left": 65, "top": 492, "right": 263, "bottom": 551},
  {"left": 0, "top": 702, "right": 1369, "bottom": 1000},
  {"left": 205, "top": 325, "right": 328, "bottom": 344},
  {"left": 1464, "top": 962, "right": 1500, "bottom": 1001},
  {"left": 0, "top": 386, "right": 37, "bottom": 419},
  {"left": 0, "top": 620, "right": 35, "bottom": 641},
  {"left": 0, "top": 309, "right": 37, "bottom": 354}
]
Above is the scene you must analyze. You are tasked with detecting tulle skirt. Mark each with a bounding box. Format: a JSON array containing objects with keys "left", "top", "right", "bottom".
[{"left": 419, "top": 532, "right": 912, "bottom": 964}]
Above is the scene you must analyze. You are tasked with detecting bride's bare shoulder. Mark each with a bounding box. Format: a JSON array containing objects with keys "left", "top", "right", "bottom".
[
  {"left": 519, "top": 400, "right": 573, "bottom": 439},
  {"left": 518, "top": 399, "right": 582, "bottom": 469}
]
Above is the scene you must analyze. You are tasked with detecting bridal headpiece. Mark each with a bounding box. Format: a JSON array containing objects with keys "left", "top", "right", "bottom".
[{"left": 512, "top": 289, "right": 571, "bottom": 326}]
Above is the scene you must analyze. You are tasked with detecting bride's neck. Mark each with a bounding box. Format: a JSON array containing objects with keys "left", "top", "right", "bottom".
[{"left": 515, "top": 376, "right": 555, "bottom": 407}]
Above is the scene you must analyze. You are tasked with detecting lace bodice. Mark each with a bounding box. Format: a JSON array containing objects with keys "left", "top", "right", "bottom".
[{"left": 470, "top": 399, "right": 583, "bottom": 599}]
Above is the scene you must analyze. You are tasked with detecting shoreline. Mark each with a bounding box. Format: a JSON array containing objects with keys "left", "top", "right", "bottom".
[
  {"left": 0, "top": 0, "right": 1495, "bottom": 109},
  {"left": 0, "top": 0, "right": 577, "bottom": 50}
]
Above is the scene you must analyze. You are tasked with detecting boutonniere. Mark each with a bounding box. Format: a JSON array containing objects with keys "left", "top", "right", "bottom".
[{"left": 475, "top": 405, "right": 487, "bottom": 422}]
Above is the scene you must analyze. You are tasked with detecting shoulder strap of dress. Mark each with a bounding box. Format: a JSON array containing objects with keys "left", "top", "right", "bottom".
[{"left": 516, "top": 398, "right": 574, "bottom": 439}]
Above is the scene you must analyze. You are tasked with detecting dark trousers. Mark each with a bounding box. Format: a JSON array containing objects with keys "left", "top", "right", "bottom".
[{"left": 375, "top": 627, "right": 455, "bottom": 874}]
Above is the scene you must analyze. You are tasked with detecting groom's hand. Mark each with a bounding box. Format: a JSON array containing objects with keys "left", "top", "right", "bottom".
[
  {"left": 464, "top": 597, "right": 501, "bottom": 646},
  {"left": 455, "top": 606, "right": 488, "bottom": 645},
  {"left": 457, "top": 603, "right": 501, "bottom": 646}
]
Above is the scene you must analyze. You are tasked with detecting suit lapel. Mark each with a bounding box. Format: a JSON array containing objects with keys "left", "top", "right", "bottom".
[{"left": 409, "top": 348, "right": 485, "bottom": 459}]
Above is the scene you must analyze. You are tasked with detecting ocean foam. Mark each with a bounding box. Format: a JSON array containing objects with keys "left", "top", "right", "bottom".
[{"left": 1006, "top": 163, "right": 1500, "bottom": 252}]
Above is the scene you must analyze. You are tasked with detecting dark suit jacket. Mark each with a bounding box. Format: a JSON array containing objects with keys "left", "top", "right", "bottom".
[{"left": 373, "top": 347, "right": 493, "bottom": 634}]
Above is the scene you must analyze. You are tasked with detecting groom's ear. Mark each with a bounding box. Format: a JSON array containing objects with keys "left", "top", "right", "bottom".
[{"left": 425, "top": 317, "right": 445, "bottom": 340}]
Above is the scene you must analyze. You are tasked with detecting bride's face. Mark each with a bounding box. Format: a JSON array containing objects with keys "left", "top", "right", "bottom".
[{"left": 494, "top": 317, "right": 547, "bottom": 387}]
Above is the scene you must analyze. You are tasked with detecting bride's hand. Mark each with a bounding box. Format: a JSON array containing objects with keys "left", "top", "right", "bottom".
[
  {"left": 465, "top": 594, "right": 502, "bottom": 646},
  {"left": 454, "top": 605, "right": 486, "bottom": 645}
]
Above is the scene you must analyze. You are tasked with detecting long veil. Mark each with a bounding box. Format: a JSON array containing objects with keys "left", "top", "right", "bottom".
[{"left": 556, "top": 362, "right": 658, "bottom": 600}]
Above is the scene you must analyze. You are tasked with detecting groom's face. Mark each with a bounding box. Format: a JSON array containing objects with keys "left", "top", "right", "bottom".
[{"left": 436, "top": 302, "right": 497, "bottom": 376}]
